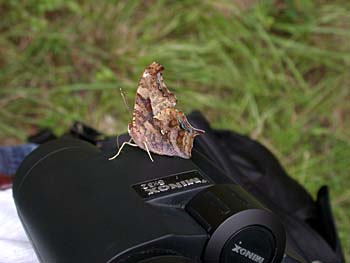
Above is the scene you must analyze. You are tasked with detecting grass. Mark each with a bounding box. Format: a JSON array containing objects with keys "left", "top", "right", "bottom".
[{"left": 1, "top": 0, "right": 349, "bottom": 260}]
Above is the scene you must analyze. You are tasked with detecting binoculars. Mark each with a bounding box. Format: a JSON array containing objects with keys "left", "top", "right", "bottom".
[{"left": 13, "top": 138, "right": 305, "bottom": 263}]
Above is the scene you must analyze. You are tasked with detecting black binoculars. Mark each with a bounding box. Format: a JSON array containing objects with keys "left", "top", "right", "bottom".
[{"left": 13, "top": 138, "right": 306, "bottom": 263}]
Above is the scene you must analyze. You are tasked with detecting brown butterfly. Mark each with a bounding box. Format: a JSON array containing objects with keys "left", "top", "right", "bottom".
[{"left": 109, "top": 62, "right": 204, "bottom": 161}]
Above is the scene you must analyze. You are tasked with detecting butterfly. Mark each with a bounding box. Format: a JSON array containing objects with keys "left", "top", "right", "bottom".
[{"left": 109, "top": 62, "right": 204, "bottom": 161}]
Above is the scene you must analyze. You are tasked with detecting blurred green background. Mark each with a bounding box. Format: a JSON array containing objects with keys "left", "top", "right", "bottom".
[{"left": 0, "top": 0, "right": 349, "bottom": 259}]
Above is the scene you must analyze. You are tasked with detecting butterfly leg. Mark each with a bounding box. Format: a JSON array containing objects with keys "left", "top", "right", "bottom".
[
  {"left": 143, "top": 142, "right": 154, "bottom": 162},
  {"left": 108, "top": 139, "right": 138, "bottom": 160}
]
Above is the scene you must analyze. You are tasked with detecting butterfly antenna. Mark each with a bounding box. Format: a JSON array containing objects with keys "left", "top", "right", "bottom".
[{"left": 120, "top": 87, "right": 132, "bottom": 116}]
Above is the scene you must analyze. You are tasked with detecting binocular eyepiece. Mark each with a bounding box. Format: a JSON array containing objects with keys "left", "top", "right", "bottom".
[{"left": 13, "top": 138, "right": 289, "bottom": 263}]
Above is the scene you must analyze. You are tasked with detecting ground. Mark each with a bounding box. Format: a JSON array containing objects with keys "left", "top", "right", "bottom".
[{"left": 0, "top": 0, "right": 349, "bottom": 260}]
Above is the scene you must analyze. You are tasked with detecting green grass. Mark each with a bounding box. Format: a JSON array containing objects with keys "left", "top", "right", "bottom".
[{"left": 1, "top": 0, "right": 349, "bottom": 260}]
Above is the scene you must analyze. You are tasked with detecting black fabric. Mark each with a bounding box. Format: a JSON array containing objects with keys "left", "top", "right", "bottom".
[
  {"left": 28, "top": 128, "right": 57, "bottom": 144},
  {"left": 315, "top": 186, "right": 344, "bottom": 258}
]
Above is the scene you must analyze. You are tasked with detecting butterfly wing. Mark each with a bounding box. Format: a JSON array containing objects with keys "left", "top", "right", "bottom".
[
  {"left": 136, "top": 62, "right": 176, "bottom": 115},
  {"left": 152, "top": 108, "right": 205, "bottom": 158},
  {"left": 128, "top": 62, "right": 204, "bottom": 159}
]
